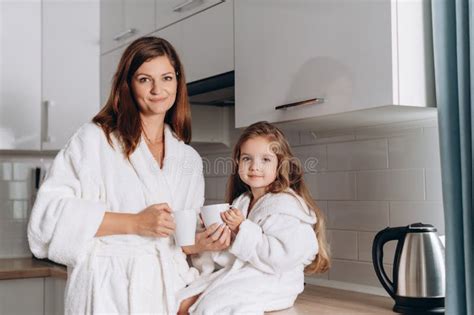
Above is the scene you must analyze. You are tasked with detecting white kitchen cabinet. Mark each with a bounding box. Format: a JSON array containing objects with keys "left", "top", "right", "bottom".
[
  {"left": 180, "top": 0, "right": 233, "bottom": 82},
  {"left": 153, "top": 0, "right": 233, "bottom": 83},
  {"left": 0, "top": 278, "right": 44, "bottom": 315},
  {"left": 100, "top": 47, "right": 126, "bottom": 106},
  {"left": 44, "top": 277, "right": 66, "bottom": 315},
  {"left": 42, "top": 0, "right": 100, "bottom": 150},
  {"left": 155, "top": 0, "right": 224, "bottom": 32},
  {"left": 0, "top": 0, "right": 42, "bottom": 150},
  {"left": 101, "top": 0, "right": 155, "bottom": 54},
  {"left": 0, "top": 0, "right": 99, "bottom": 151},
  {"left": 235, "top": 0, "right": 436, "bottom": 130}
]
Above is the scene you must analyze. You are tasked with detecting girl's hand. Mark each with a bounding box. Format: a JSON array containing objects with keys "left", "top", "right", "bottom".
[
  {"left": 222, "top": 208, "right": 244, "bottom": 233},
  {"left": 182, "top": 223, "right": 231, "bottom": 254},
  {"left": 134, "top": 203, "right": 176, "bottom": 237}
]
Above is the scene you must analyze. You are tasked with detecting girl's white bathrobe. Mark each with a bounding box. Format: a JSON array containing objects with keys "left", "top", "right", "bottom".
[
  {"left": 27, "top": 122, "right": 204, "bottom": 314},
  {"left": 178, "top": 190, "right": 319, "bottom": 314}
]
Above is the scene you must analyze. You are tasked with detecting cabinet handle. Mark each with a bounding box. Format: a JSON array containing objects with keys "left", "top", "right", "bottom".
[
  {"left": 173, "top": 0, "right": 202, "bottom": 12},
  {"left": 42, "top": 100, "right": 55, "bottom": 143},
  {"left": 113, "top": 28, "right": 136, "bottom": 41},
  {"left": 275, "top": 98, "right": 325, "bottom": 110}
]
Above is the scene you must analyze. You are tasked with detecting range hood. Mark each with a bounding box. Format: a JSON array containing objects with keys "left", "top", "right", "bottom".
[
  {"left": 187, "top": 71, "right": 235, "bottom": 149},
  {"left": 188, "top": 71, "right": 234, "bottom": 106}
]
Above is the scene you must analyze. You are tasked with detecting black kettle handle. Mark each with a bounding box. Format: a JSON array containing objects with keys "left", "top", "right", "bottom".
[{"left": 372, "top": 227, "right": 406, "bottom": 298}]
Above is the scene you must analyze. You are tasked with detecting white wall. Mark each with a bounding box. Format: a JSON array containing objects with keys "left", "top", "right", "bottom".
[{"left": 196, "top": 118, "right": 444, "bottom": 293}]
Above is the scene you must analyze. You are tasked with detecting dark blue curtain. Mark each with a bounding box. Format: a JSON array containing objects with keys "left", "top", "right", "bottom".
[{"left": 432, "top": 0, "right": 474, "bottom": 314}]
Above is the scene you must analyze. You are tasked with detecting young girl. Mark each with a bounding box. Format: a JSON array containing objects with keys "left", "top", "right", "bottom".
[{"left": 177, "top": 121, "right": 330, "bottom": 314}]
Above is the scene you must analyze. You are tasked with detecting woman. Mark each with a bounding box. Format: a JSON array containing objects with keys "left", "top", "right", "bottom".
[{"left": 27, "top": 37, "right": 231, "bottom": 314}]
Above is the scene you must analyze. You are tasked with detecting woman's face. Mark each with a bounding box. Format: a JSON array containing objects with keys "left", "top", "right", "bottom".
[{"left": 131, "top": 55, "right": 178, "bottom": 117}]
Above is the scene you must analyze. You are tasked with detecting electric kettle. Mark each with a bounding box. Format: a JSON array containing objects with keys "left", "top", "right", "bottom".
[{"left": 372, "top": 223, "right": 445, "bottom": 314}]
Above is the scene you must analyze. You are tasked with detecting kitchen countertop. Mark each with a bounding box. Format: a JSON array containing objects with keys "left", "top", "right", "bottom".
[
  {"left": 0, "top": 258, "right": 393, "bottom": 314},
  {"left": 272, "top": 285, "right": 393, "bottom": 315},
  {"left": 0, "top": 258, "right": 67, "bottom": 280}
]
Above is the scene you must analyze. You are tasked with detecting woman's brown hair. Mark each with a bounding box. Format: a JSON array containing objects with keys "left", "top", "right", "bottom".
[
  {"left": 225, "top": 121, "right": 330, "bottom": 274},
  {"left": 93, "top": 36, "right": 191, "bottom": 157}
]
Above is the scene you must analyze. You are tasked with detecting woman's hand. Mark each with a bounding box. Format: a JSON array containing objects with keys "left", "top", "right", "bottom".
[
  {"left": 134, "top": 203, "right": 176, "bottom": 237},
  {"left": 182, "top": 223, "right": 231, "bottom": 255},
  {"left": 222, "top": 208, "right": 244, "bottom": 233}
]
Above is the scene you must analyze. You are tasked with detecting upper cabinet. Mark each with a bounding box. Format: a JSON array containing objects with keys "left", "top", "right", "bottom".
[
  {"left": 100, "top": 0, "right": 155, "bottom": 54},
  {"left": 0, "top": 0, "right": 100, "bottom": 151},
  {"left": 153, "top": 0, "right": 233, "bottom": 83},
  {"left": 0, "top": 0, "right": 42, "bottom": 150},
  {"left": 234, "top": 0, "right": 436, "bottom": 129},
  {"left": 42, "top": 0, "right": 100, "bottom": 150},
  {"left": 155, "top": 0, "right": 225, "bottom": 31}
]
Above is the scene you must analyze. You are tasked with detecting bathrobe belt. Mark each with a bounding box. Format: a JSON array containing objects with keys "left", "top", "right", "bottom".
[{"left": 89, "top": 239, "right": 178, "bottom": 314}]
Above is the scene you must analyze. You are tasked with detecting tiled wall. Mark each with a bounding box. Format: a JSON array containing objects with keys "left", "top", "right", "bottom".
[
  {"left": 197, "top": 118, "right": 444, "bottom": 292},
  {"left": 0, "top": 156, "right": 53, "bottom": 258}
]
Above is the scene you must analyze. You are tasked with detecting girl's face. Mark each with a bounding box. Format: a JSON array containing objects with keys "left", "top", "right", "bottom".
[
  {"left": 131, "top": 55, "right": 178, "bottom": 117},
  {"left": 238, "top": 136, "right": 278, "bottom": 197}
]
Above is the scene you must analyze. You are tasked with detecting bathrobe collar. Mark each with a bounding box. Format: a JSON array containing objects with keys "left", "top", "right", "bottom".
[
  {"left": 235, "top": 189, "right": 317, "bottom": 225},
  {"left": 127, "top": 124, "right": 184, "bottom": 210}
]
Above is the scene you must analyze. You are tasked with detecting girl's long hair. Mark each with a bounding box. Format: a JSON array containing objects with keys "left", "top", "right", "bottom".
[
  {"left": 93, "top": 36, "right": 191, "bottom": 158},
  {"left": 225, "top": 121, "right": 330, "bottom": 274}
]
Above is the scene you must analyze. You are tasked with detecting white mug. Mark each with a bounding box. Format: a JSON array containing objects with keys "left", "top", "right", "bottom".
[
  {"left": 200, "top": 203, "right": 230, "bottom": 228},
  {"left": 173, "top": 209, "right": 197, "bottom": 246}
]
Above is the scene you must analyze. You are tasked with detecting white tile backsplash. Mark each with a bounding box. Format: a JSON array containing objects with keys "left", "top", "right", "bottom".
[
  {"left": 8, "top": 181, "right": 30, "bottom": 200},
  {"left": 281, "top": 129, "right": 300, "bottom": 146},
  {"left": 356, "top": 169, "right": 425, "bottom": 201},
  {"left": 293, "top": 144, "right": 327, "bottom": 172},
  {"left": 0, "top": 163, "right": 13, "bottom": 180},
  {"left": 388, "top": 129, "right": 441, "bottom": 169},
  {"left": 12, "top": 200, "right": 29, "bottom": 220},
  {"left": 13, "top": 162, "right": 35, "bottom": 181},
  {"left": 0, "top": 156, "right": 53, "bottom": 258},
  {"left": 327, "top": 201, "right": 389, "bottom": 231},
  {"left": 306, "top": 172, "right": 356, "bottom": 200},
  {"left": 329, "top": 260, "right": 393, "bottom": 287},
  {"left": 327, "top": 230, "right": 358, "bottom": 260},
  {"left": 327, "top": 139, "right": 388, "bottom": 171}
]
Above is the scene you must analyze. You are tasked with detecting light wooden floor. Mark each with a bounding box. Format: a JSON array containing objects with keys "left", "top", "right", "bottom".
[{"left": 268, "top": 285, "right": 394, "bottom": 315}]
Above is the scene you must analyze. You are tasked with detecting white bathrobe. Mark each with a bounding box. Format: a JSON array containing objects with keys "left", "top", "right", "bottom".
[
  {"left": 178, "top": 190, "right": 318, "bottom": 315},
  {"left": 27, "top": 122, "right": 204, "bottom": 314}
]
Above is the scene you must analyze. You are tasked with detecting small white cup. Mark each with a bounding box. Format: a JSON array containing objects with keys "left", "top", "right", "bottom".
[
  {"left": 200, "top": 203, "right": 230, "bottom": 228},
  {"left": 173, "top": 209, "right": 197, "bottom": 246}
]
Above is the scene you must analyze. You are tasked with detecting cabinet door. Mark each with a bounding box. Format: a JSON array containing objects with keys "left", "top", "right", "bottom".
[
  {"left": 42, "top": 0, "right": 100, "bottom": 150},
  {"left": 44, "top": 277, "right": 66, "bottom": 315},
  {"left": 155, "top": 0, "right": 224, "bottom": 31},
  {"left": 101, "top": 0, "right": 155, "bottom": 54},
  {"left": 100, "top": 0, "right": 123, "bottom": 53},
  {"left": 0, "top": 278, "right": 44, "bottom": 315},
  {"left": 180, "top": 0, "right": 233, "bottom": 83},
  {"left": 123, "top": 0, "right": 155, "bottom": 46},
  {"left": 100, "top": 47, "right": 126, "bottom": 106},
  {"left": 0, "top": 0, "right": 42, "bottom": 150},
  {"left": 234, "top": 0, "right": 394, "bottom": 128}
]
